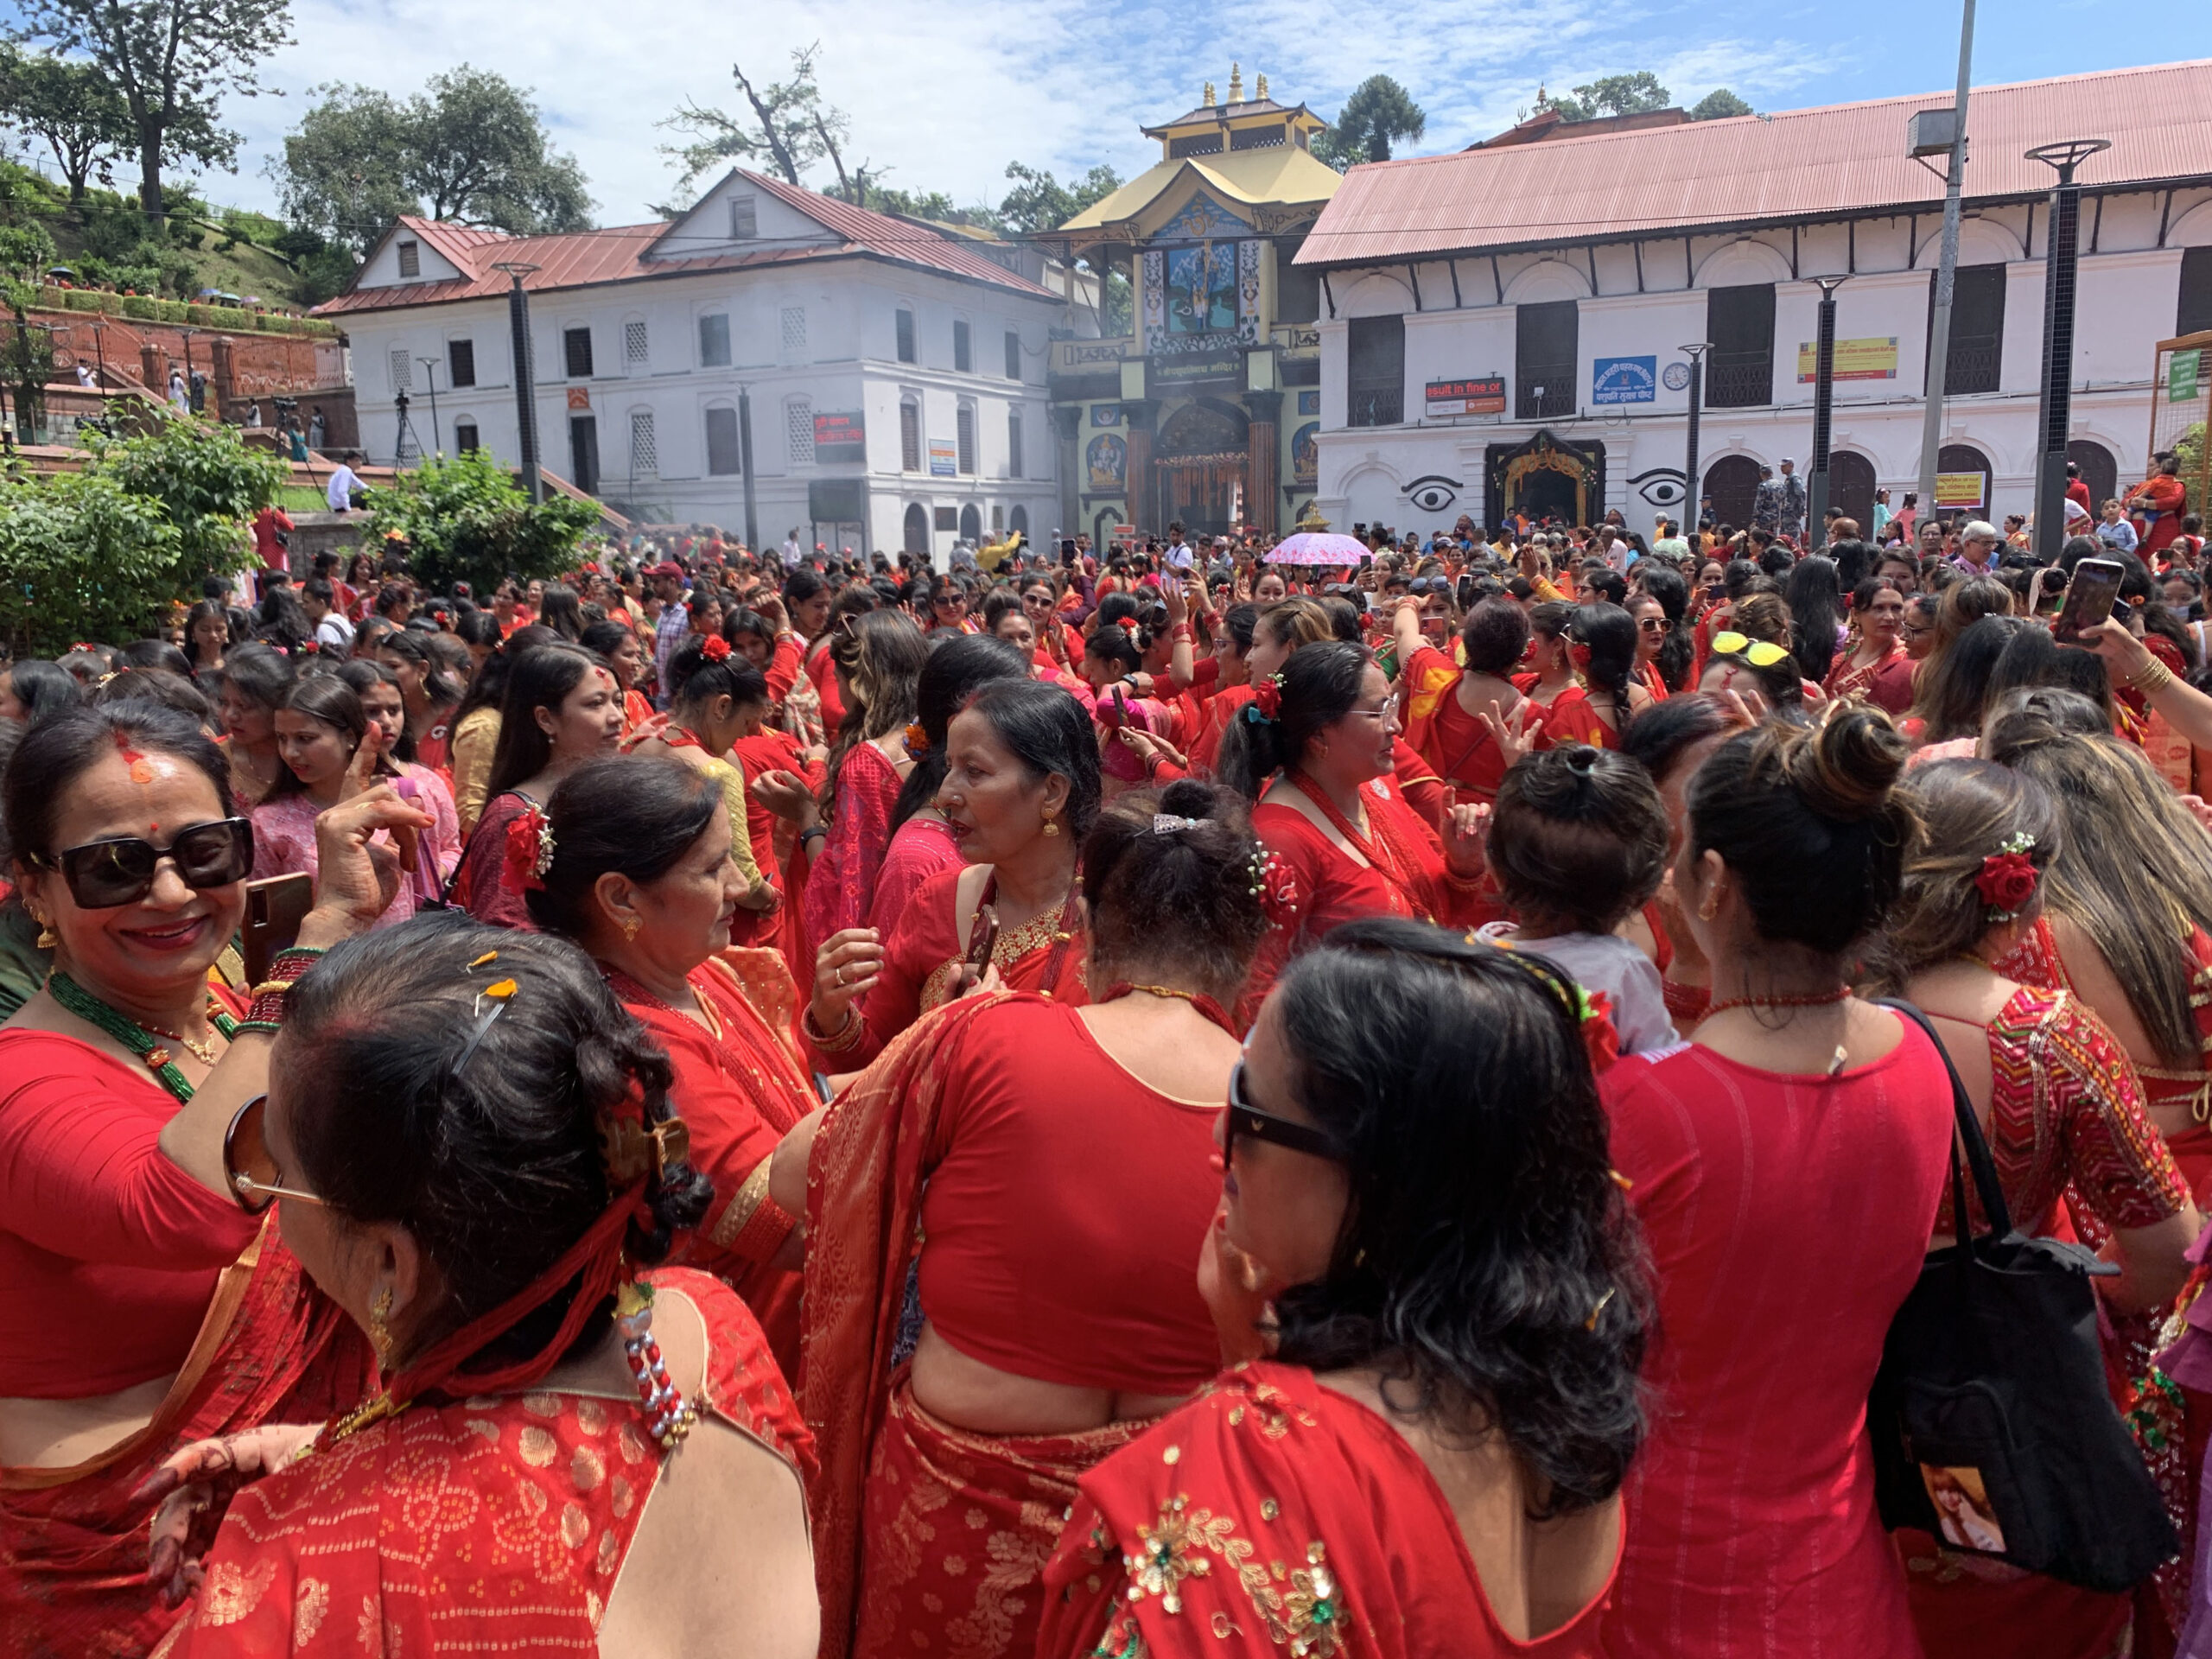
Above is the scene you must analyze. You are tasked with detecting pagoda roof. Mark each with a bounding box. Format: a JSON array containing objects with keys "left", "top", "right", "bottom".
[
  {"left": 1141, "top": 96, "right": 1325, "bottom": 137},
  {"left": 1052, "top": 145, "right": 1343, "bottom": 237}
]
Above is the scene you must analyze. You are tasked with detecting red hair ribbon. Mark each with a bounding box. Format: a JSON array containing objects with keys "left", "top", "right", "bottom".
[{"left": 1117, "top": 616, "right": 1140, "bottom": 634}]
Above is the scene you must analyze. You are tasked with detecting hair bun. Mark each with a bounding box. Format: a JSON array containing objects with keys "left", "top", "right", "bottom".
[
  {"left": 1157, "top": 777, "right": 1217, "bottom": 823},
  {"left": 1784, "top": 702, "right": 1908, "bottom": 823},
  {"left": 1564, "top": 745, "right": 1600, "bottom": 775}
]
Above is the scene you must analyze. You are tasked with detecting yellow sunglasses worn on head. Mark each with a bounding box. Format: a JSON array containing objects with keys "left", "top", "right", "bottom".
[{"left": 1709, "top": 631, "right": 1792, "bottom": 669}]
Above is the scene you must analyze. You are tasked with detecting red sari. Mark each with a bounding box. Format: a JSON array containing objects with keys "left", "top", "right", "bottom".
[
  {"left": 1539, "top": 684, "right": 1627, "bottom": 749},
  {"left": 801, "top": 741, "right": 903, "bottom": 973},
  {"left": 1036, "top": 1361, "right": 1623, "bottom": 1659},
  {"left": 1825, "top": 642, "right": 1904, "bottom": 702},
  {"left": 607, "top": 957, "right": 814, "bottom": 1376},
  {"left": 801, "top": 994, "right": 1220, "bottom": 1659},
  {"left": 805, "top": 864, "right": 1088, "bottom": 1071},
  {"left": 448, "top": 789, "right": 541, "bottom": 930},
  {"left": 1399, "top": 644, "right": 1516, "bottom": 802},
  {"left": 159, "top": 1271, "right": 808, "bottom": 1658}
]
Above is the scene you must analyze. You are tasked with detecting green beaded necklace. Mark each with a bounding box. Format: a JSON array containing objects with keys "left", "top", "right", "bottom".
[{"left": 47, "top": 970, "right": 238, "bottom": 1104}]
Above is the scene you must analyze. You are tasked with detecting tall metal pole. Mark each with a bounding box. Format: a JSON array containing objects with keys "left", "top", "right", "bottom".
[
  {"left": 494, "top": 262, "right": 543, "bottom": 502},
  {"left": 416, "top": 356, "right": 443, "bottom": 454},
  {"left": 1808, "top": 277, "right": 1847, "bottom": 550},
  {"left": 2027, "top": 140, "right": 2110, "bottom": 560},
  {"left": 1680, "top": 342, "right": 1713, "bottom": 534},
  {"left": 737, "top": 385, "right": 760, "bottom": 552},
  {"left": 1916, "top": 0, "right": 1977, "bottom": 512}
]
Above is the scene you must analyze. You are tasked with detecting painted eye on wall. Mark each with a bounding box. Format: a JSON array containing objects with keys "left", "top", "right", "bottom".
[
  {"left": 1404, "top": 475, "right": 1462, "bottom": 512},
  {"left": 1628, "top": 467, "right": 1688, "bottom": 506}
]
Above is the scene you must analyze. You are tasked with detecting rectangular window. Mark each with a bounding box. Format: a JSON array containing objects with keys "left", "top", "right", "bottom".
[
  {"left": 900, "top": 401, "right": 921, "bottom": 472},
  {"left": 397, "top": 240, "right": 419, "bottom": 278},
  {"left": 563, "top": 327, "right": 594, "bottom": 379},
  {"left": 1275, "top": 265, "right": 1321, "bottom": 325},
  {"left": 1346, "top": 315, "right": 1404, "bottom": 427},
  {"left": 895, "top": 308, "right": 917, "bottom": 364},
  {"left": 388, "top": 348, "right": 411, "bottom": 393},
  {"left": 780, "top": 307, "right": 806, "bottom": 358},
  {"left": 447, "top": 339, "right": 476, "bottom": 387},
  {"left": 624, "top": 320, "right": 650, "bottom": 368},
  {"left": 1928, "top": 264, "right": 2006, "bottom": 396},
  {"left": 1007, "top": 410, "right": 1024, "bottom": 478},
  {"left": 953, "top": 320, "right": 972, "bottom": 373},
  {"left": 454, "top": 420, "right": 480, "bottom": 454},
  {"left": 698, "top": 313, "right": 730, "bottom": 368},
  {"left": 957, "top": 404, "right": 976, "bottom": 474},
  {"left": 934, "top": 506, "right": 958, "bottom": 532},
  {"left": 730, "top": 196, "right": 757, "bottom": 239},
  {"left": 2181, "top": 247, "right": 2212, "bottom": 338},
  {"left": 1704, "top": 283, "right": 1777, "bottom": 409},
  {"left": 787, "top": 399, "right": 815, "bottom": 466},
  {"left": 705, "top": 406, "right": 742, "bottom": 475},
  {"left": 569, "top": 415, "right": 600, "bottom": 494},
  {"left": 629, "top": 410, "right": 658, "bottom": 476},
  {"left": 1515, "top": 300, "right": 1578, "bottom": 420},
  {"left": 1004, "top": 329, "right": 1022, "bottom": 379}
]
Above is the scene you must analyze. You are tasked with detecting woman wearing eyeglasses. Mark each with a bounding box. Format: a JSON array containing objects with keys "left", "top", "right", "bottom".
[
  {"left": 920, "top": 577, "right": 979, "bottom": 637},
  {"left": 1224, "top": 641, "right": 1491, "bottom": 1020},
  {"left": 1539, "top": 603, "right": 1651, "bottom": 751},
  {"left": 1037, "top": 919, "right": 1649, "bottom": 1659},
  {"left": 792, "top": 781, "right": 1264, "bottom": 1659},
  {"left": 137, "top": 924, "right": 818, "bottom": 1659},
  {"left": 1599, "top": 704, "right": 1955, "bottom": 1658},
  {"left": 0, "top": 702, "right": 428, "bottom": 1654}
]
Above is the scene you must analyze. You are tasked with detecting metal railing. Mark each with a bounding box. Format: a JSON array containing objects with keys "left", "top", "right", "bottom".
[
  {"left": 1348, "top": 389, "right": 1402, "bottom": 427},
  {"left": 1704, "top": 352, "right": 1772, "bottom": 409}
]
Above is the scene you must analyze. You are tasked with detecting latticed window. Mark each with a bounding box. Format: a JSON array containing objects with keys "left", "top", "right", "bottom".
[
  {"left": 1007, "top": 410, "right": 1023, "bottom": 478},
  {"left": 388, "top": 349, "right": 411, "bottom": 392},
  {"left": 706, "top": 407, "right": 741, "bottom": 474},
  {"left": 957, "top": 404, "right": 976, "bottom": 474},
  {"left": 630, "top": 410, "right": 657, "bottom": 476},
  {"left": 900, "top": 401, "right": 921, "bottom": 471},
  {"left": 624, "top": 321, "right": 649, "bottom": 366},
  {"left": 788, "top": 399, "right": 815, "bottom": 465},
  {"left": 781, "top": 307, "right": 807, "bottom": 356}
]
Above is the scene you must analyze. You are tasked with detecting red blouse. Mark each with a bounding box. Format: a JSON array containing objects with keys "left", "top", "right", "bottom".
[
  {"left": 766, "top": 632, "right": 804, "bottom": 706},
  {"left": 867, "top": 814, "right": 963, "bottom": 941},
  {"left": 0, "top": 1029, "right": 258, "bottom": 1396},
  {"left": 450, "top": 789, "right": 541, "bottom": 931},
  {"left": 1400, "top": 644, "right": 1515, "bottom": 802},
  {"left": 1599, "top": 1028, "right": 1956, "bottom": 1657},
  {"left": 800, "top": 741, "right": 902, "bottom": 970},
  {"left": 915, "top": 998, "right": 1222, "bottom": 1395},
  {"left": 1537, "top": 685, "right": 1623, "bottom": 751}
]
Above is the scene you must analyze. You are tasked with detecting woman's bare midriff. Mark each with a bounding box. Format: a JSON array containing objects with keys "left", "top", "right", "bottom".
[
  {"left": 908, "top": 1324, "right": 1187, "bottom": 1436},
  {"left": 0, "top": 1375, "right": 172, "bottom": 1470}
]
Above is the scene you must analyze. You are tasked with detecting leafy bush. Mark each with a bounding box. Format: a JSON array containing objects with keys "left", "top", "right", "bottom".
[
  {"left": 121, "top": 295, "right": 157, "bottom": 319},
  {"left": 0, "top": 469, "right": 185, "bottom": 655},
  {"left": 366, "top": 448, "right": 601, "bottom": 595},
  {"left": 156, "top": 300, "right": 188, "bottom": 323}
]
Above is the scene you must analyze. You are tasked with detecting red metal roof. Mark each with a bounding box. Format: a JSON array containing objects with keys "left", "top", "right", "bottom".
[
  {"left": 1297, "top": 60, "right": 2212, "bottom": 266},
  {"left": 316, "top": 170, "right": 1055, "bottom": 316}
]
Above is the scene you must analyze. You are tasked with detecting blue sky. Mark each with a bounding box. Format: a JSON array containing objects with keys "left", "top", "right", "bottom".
[{"left": 3, "top": 0, "right": 2206, "bottom": 226}]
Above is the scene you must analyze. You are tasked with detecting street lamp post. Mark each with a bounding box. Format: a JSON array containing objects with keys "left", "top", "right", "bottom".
[
  {"left": 492, "top": 262, "right": 543, "bottom": 502},
  {"left": 2026, "top": 138, "right": 2111, "bottom": 561},
  {"left": 737, "top": 385, "right": 760, "bottom": 552},
  {"left": 1680, "top": 342, "right": 1713, "bottom": 534},
  {"left": 178, "top": 327, "right": 199, "bottom": 414},
  {"left": 415, "top": 356, "right": 444, "bottom": 454},
  {"left": 1915, "top": 0, "right": 1978, "bottom": 513},
  {"left": 1808, "top": 276, "right": 1849, "bottom": 550}
]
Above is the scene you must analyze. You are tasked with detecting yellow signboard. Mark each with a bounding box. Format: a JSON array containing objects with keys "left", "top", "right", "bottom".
[
  {"left": 1796, "top": 336, "right": 1900, "bottom": 383},
  {"left": 1934, "top": 470, "right": 1986, "bottom": 510}
]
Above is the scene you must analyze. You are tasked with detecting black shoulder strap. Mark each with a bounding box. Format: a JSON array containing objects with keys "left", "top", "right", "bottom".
[{"left": 1872, "top": 996, "right": 2014, "bottom": 1241}]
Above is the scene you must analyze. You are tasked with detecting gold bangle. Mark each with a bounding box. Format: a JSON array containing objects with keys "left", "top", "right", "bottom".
[
  {"left": 802, "top": 1002, "right": 864, "bottom": 1052},
  {"left": 248, "top": 979, "right": 297, "bottom": 1000},
  {"left": 2130, "top": 658, "right": 2177, "bottom": 695}
]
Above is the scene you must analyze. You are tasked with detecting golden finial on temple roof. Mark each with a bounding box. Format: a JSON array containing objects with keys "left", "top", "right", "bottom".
[
  {"left": 1203, "top": 80, "right": 1216, "bottom": 106},
  {"left": 1229, "top": 63, "right": 1243, "bottom": 103},
  {"left": 1256, "top": 72, "right": 1268, "bottom": 99}
]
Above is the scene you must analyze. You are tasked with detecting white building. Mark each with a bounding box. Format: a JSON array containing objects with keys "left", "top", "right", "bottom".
[
  {"left": 317, "top": 168, "right": 1073, "bottom": 560},
  {"left": 1293, "top": 62, "right": 2212, "bottom": 536}
]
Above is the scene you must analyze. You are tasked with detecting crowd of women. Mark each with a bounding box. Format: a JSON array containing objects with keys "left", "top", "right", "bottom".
[{"left": 11, "top": 505, "right": 2212, "bottom": 1658}]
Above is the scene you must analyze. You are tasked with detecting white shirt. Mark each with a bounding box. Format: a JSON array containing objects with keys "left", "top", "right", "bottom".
[
  {"left": 315, "top": 612, "right": 355, "bottom": 650},
  {"left": 327, "top": 466, "right": 361, "bottom": 511},
  {"left": 781, "top": 537, "right": 803, "bottom": 568},
  {"left": 1166, "top": 541, "right": 1193, "bottom": 569}
]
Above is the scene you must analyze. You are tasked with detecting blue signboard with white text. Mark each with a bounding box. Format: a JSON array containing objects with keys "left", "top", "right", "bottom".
[{"left": 1592, "top": 355, "right": 1657, "bottom": 405}]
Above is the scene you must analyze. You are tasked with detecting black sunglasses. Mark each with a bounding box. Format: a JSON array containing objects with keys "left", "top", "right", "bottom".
[
  {"left": 1225, "top": 1062, "right": 1344, "bottom": 1162},
  {"left": 39, "top": 817, "right": 254, "bottom": 909}
]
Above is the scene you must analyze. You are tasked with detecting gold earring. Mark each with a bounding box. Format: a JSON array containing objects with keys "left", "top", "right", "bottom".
[
  {"left": 369, "top": 1287, "right": 395, "bottom": 1367},
  {"left": 621, "top": 916, "right": 641, "bottom": 941},
  {"left": 1041, "top": 811, "right": 1059, "bottom": 837},
  {"left": 32, "top": 912, "right": 56, "bottom": 950}
]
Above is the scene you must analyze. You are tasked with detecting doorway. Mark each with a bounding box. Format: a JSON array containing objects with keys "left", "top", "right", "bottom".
[
  {"left": 1830, "top": 450, "right": 1877, "bottom": 533},
  {"left": 569, "top": 416, "right": 600, "bottom": 495},
  {"left": 2068, "top": 440, "right": 2118, "bottom": 514},
  {"left": 903, "top": 502, "right": 929, "bottom": 556},
  {"left": 1702, "top": 454, "right": 1763, "bottom": 531},
  {"left": 959, "top": 503, "right": 982, "bottom": 543}
]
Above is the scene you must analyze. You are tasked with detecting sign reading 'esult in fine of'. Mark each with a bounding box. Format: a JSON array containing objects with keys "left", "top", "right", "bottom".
[{"left": 1425, "top": 377, "right": 1507, "bottom": 416}]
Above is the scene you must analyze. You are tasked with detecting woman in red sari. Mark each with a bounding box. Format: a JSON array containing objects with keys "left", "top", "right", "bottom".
[
  {"left": 1037, "top": 921, "right": 1650, "bottom": 1659},
  {"left": 1540, "top": 604, "right": 1652, "bottom": 751},
  {"left": 449, "top": 642, "right": 626, "bottom": 927},
  {"left": 0, "top": 701, "right": 423, "bottom": 1655},
  {"left": 1876, "top": 757, "right": 2196, "bottom": 1659},
  {"left": 1221, "top": 641, "right": 1493, "bottom": 1016},
  {"left": 804, "top": 678, "right": 1099, "bottom": 1069},
  {"left": 1826, "top": 577, "right": 1908, "bottom": 701},
  {"left": 1392, "top": 594, "right": 1532, "bottom": 803},
  {"left": 141, "top": 924, "right": 817, "bottom": 1659},
  {"left": 1601, "top": 704, "right": 1956, "bottom": 1657},
  {"left": 797, "top": 609, "right": 926, "bottom": 970},
  {"left": 787, "top": 780, "right": 1269, "bottom": 1659},
  {"left": 529, "top": 755, "right": 818, "bottom": 1376}
]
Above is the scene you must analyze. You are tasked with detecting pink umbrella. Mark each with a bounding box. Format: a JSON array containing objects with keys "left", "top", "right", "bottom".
[{"left": 1268, "top": 531, "right": 1371, "bottom": 565}]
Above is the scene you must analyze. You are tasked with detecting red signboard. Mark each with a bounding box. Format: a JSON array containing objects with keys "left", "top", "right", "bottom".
[{"left": 1424, "top": 376, "right": 1507, "bottom": 416}]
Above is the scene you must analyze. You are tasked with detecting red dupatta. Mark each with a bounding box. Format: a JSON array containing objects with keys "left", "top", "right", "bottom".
[
  {"left": 1, "top": 1225, "right": 372, "bottom": 1658},
  {"left": 799, "top": 992, "right": 1016, "bottom": 1659},
  {"left": 1286, "top": 770, "right": 1436, "bottom": 923}
]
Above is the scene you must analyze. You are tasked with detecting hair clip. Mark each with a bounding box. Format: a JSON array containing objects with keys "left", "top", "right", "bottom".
[
  {"left": 453, "top": 977, "right": 517, "bottom": 1077},
  {"left": 1151, "top": 814, "right": 1201, "bottom": 834}
]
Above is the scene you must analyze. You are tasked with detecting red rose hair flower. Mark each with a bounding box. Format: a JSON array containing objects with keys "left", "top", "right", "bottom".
[
  {"left": 505, "top": 804, "right": 555, "bottom": 893},
  {"left": 701, "top": 633, "right": 731, "bottom": 664},
  {"left": 1973, "top": 833, "right": 2039, "bottom": 920},
  {"left": 1251, "top": 671, "right": 1285, "bottom": 721}
]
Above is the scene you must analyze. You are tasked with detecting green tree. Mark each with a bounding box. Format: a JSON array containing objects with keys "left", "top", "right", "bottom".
[
  {"left": 996, "top": 162, "right": 1122, "bottom": 233},
  {"left": 12, "top": 0, "right": 295, "bottom": 226},
  {"left": 661, "top": 44, "right": 838, "bottom": 201},
  {"left": 1552, "top": 72, "right": 1673, "bottom": 123},
  {"left": 0, "top": 46, "right": 134, "bottom": 204},
  {"left": 96, "top": 409, "right": 286, "bottom": 578},
  {"left": 1311, "top": 75, "right": 1426, "bottom": 168},
  {"left": 365, "top": 448, "right": 600, "bottom": 596},
  {"left": 275, "top": 67, "right": 591, "bottom": 258},
  {"left": 1689, "top": 87, "right": 1754, "bottom": 121}
]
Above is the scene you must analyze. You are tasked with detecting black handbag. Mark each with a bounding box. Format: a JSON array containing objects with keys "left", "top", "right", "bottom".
[{"left": 1866, "top": 999, "right": 2177, "bottom": 1592}]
